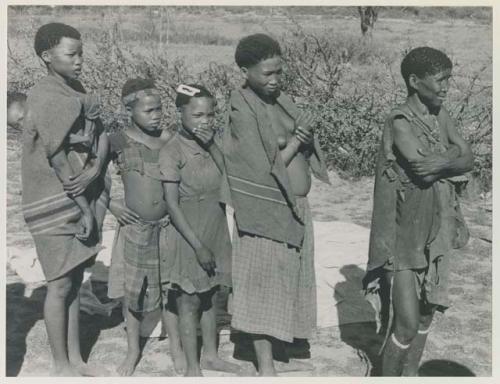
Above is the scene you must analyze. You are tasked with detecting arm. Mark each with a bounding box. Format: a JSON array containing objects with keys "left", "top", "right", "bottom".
[
  {"left": 50, "top": 149, "right": 93, "bottom": 240},
  {"left": 191, "top": 125, "right": 225, "bottom": 174},
  {"left": 280, "top": 136, "right": 302, "bottom": 166},
  {"left": 407, "top": 118, "right": 474, "bottom": 182},
  {"left": 392, "top": 117, "right": 438, "bottom": 184},
  {"left": 63, "top": 121, "right": 110, "bottom": 196},
  {"left": 206, "top": 141, "right": 225, "bottom": 174},
  {"left": 108, "top": 198, "right": 140, "bottom": 225},
  {"left": 93, "top": 121, "right": 109, "bottom": 170},
  {"left": 281, "top": 110, "right": 316, "bottom": 166},
  {"left": 440, "top": 121, "right": 474, "bottom": 175},
  {"left": 163, "top": 182, "right": 216, "bottom": 274}
]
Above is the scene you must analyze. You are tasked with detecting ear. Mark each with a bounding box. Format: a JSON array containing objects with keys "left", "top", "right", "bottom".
[
  {"left": 240, "top": 66, "right": 249, "bottom": 81},
  {"left": 40, "top": 50, "right": 52, "bottom": 64},
  {"left": 175, "top": 107, "right": 183, "bottom": 119},
  {"left": 408, "top": 74, "right": 421, "bottom": 92},
  {"left": 125, "top": 104, "right": 133, "bottom": 118}
]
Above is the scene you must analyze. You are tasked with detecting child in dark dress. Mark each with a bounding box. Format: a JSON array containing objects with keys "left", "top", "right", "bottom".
[{"left": 160, "top": 84, "right": 243, "bottom": 376}]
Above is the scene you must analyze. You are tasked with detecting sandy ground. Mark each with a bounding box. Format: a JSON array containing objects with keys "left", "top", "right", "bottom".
[{"left": 6, "top": 132, "right": 492, "bottom": 376}]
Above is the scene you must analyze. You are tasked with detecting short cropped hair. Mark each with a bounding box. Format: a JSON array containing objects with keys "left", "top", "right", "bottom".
[
  {"left": 175, "top": 84, "right": 214, "bottom": 108},
  {"left": 34, "top": 23, "right": 81, "bottom": 57},
  {"left": 122, "top": 78, "right": 156, "bottom": 99},
  {"left": 235, "top": 33, "right": 281, "bottom": 68},
  {"left": 7, "top": 91, "right": 27, "bottom": 108},
  {"left": 401, "top": 47, "right": 453, "bottom": 94}
]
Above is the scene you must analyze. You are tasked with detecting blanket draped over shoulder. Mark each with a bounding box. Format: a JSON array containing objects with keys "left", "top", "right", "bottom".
[
  {"left": 222, "top": 86, "right": 330, "bottom": 248},
  {"left": 22, "top": 75, "right": 104, "bottom": 236}
]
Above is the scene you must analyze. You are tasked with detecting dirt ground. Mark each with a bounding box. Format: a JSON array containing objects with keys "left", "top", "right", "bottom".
[{"left": 5, "top": 133, "right": 492, "bottom": 376}]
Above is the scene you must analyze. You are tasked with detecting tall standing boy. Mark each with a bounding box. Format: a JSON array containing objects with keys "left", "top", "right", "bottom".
[{"left": 21, "top": 23, "right": 110, "bottom": 376}]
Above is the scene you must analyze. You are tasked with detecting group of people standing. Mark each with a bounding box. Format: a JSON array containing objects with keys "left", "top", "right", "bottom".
[{"left": 16, "top": 21, "right": 473, "bottom": 377}]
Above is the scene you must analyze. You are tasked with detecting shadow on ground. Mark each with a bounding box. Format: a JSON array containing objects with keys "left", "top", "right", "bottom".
[
  {"left": 6, "top": 280, "right": 123, "bottom": 376},
  {"left": 419, "top": 359, "right": 475, "bottom": 376},
  {"left": 6, "top": 283, "right": 45, "bottom": 376},
  {"left": 335, "top": 264, "right": 386, "bottom": 376}
]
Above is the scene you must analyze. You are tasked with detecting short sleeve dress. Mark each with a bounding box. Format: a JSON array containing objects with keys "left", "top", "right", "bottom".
[{"left": 159, "top": 132, "right": 232, "bottom": 294}]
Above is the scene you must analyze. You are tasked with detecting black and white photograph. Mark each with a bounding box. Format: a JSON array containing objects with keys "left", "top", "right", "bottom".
[{"left": 2, "top": 1, "right": 494, "bottom": 378}]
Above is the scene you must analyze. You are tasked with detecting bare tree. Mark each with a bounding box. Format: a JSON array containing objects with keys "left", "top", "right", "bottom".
[{"left": 358, "top": 6, "right": 378, "bottom": 37}]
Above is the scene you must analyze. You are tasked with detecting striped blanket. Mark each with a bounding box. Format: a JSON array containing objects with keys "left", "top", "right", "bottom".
[
  {"left": 21, "top": 75, "right": 108, "bottom": 236},
  {"left": 222, "top": 86, "right": 330, "bottom": 248}
]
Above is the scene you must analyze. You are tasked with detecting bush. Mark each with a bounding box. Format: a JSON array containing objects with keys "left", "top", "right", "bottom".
[{"left": 7, "top": 16, "right": 492, "bottom": 192}]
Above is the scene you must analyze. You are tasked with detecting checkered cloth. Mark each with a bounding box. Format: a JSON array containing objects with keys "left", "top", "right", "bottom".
[
  {"left": 231, "top": 197, "right": 316, "bottom": 342},
  {"left": 121, "top": 217, "right": 170, "bottom": 313}
]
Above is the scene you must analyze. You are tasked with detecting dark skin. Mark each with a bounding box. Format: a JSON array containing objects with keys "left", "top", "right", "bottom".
[
  {"left": 39, "top": 36, "right": 110, "bottom": 377},
  {"left": 384, "top": 69, "right": 474, "bottom": 376},
  {"left": 164, "top": 97, "right": 243, "bottom": 376},
  {"left": 394, "top": 71, "right": 473, "bottom": 184},
  {"left": 110, "top": 94, "right": 185, "bottom": 376},
  {"left": 164, "top": 98, "right": 219, "bottom": 275},
  {"left": 242, "top": 55, "right": 314, "bottom": 199},
  {"left": 240, "top": 55, "right": 317, "bottom": 376}
]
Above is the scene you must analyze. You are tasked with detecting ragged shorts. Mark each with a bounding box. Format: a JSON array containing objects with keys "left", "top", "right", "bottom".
[{"left": 122, "top": 216, "right": 171, "bottom": 313}]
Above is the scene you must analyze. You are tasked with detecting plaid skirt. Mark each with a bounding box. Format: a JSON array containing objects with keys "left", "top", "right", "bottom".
[
  {"left": 108, "top": 217, "right": 170, "bottom": 313},
  {"left": 231, "top": 197, "right": 316, "bottom": 342}
]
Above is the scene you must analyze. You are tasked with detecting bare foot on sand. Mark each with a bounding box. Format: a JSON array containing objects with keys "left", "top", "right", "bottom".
[
  {"left": 169, "top": 341, "right": 187, "bottom": 375},
  {"left": 50, "top": 364, "right": 82, "bottom": 377},
  {"left": 116, "top": 350, "right": 140, "bottom": 376},
  {"left": 257, "top": 366, "right": 278, "bottom": 377},
  {"left": 72, "top": 361, "right": 111, "bottom": 376},
  {"left": 200, "top": 355, "right": 245, "bottom": 375},
  {"left": 275, "top": 359, "right": 315, "bottom": 373},
  {"left": 184, "top": 367, "right": 203, "bottom": 376}
]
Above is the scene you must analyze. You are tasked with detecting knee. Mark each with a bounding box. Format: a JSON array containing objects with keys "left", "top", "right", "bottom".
[
  {"left": 419, "top": 312, "right": 434, "bottom": 330},
  {"left": 47, "top": 278, "right": 73, "bottom": 299},
  {"left": 178, "top": 293, "right": 200, "bottom": 313},
  {"left": 394, "top": 317, "right": 419, "bottom": 344}
]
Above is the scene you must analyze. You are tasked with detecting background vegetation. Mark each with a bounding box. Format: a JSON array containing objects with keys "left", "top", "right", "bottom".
[{"left": 7, "top": 6, "right": 492, "bottom": 191}]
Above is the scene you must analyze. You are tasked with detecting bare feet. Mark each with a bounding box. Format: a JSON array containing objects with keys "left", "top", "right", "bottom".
[
  {"left": 50, "top": 364, "right": 82, "bottom": 377},
  {"left": 184, "top": 367, "right": 203, "bottom": 376},
  {"left": 274, "top": 359, "right": 315, "bottom": 372},
  {"left": 169, "top": 339, "right": 187, "bottom": 375},
  {"left": 201, "top": 355, "right": 246, "bottom": 375},
  {"left": 116, "top": 349, "right": 141, "bottom": 376},
  {"left": 257, "top": 366, "right": 278, "bottom": 377}
]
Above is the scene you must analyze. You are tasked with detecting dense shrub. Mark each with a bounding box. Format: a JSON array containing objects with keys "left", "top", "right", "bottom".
[{"left": 7, "top": 16, "right": 492, "bottom": 192}]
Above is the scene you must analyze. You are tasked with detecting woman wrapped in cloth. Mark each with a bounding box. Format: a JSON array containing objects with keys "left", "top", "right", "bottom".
[
  {"left": 363, "top": 47, "right": 474, "bottom": 376},
  {"left": 222, "top": 33, "right": 330, "bottom": 376}
]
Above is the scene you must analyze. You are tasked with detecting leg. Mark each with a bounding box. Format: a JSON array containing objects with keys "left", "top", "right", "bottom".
[
  {"left": 382, "top": 270, "right": 420, "bottom": 376},
  {"left": 66, "top": 266, "right": 84, "bottom": 366},
  {"left": 116, "top": 306, "right": 142, "bottom": 376},
  {"left": 199, "top": 288, "right": 243, "bottom": 374},
  {"left": 402, "top": 305, "right": 435, "bottom": 376},
  {"left": 252, "top": 334, "right": 277, "bottom": 376},
  {"left": 44, "top": 274, "right": 80, "bottom": 376},
  {"left": 177, "top": 291, "right": 202, "bottom": 376},
  {"left": 162, "top": 290, "right": 186, "bottom": 374},
  {"left": 67, "top": 265, "right": 110, "bottom": 376}
]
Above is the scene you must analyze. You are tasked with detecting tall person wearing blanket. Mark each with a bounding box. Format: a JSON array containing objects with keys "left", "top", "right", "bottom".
[
  {"left": 21, "top": 23, "right": 110, "bottom": 376},
  {"left": 223, "top": 33, "right": 330, "bottom": 376}
]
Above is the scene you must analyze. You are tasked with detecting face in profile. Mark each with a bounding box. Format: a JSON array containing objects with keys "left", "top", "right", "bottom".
[
  {"left": 129, "top": 94, "right": 162, "bottom": 132},
  {"left": 7, "top": 101, "right": 26, "bottom": 130},
  {"left": 411, "top": 68, "right": 452, "bottom": 109},
  {"left": 180, "top": 96, "right": 216, "bottom": 134},
  {"left": 242, "top": 55, "right": 282, "bottom": 100},
  {"left": 41, "top": 37, "right": 83, "bottom": 80}
]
